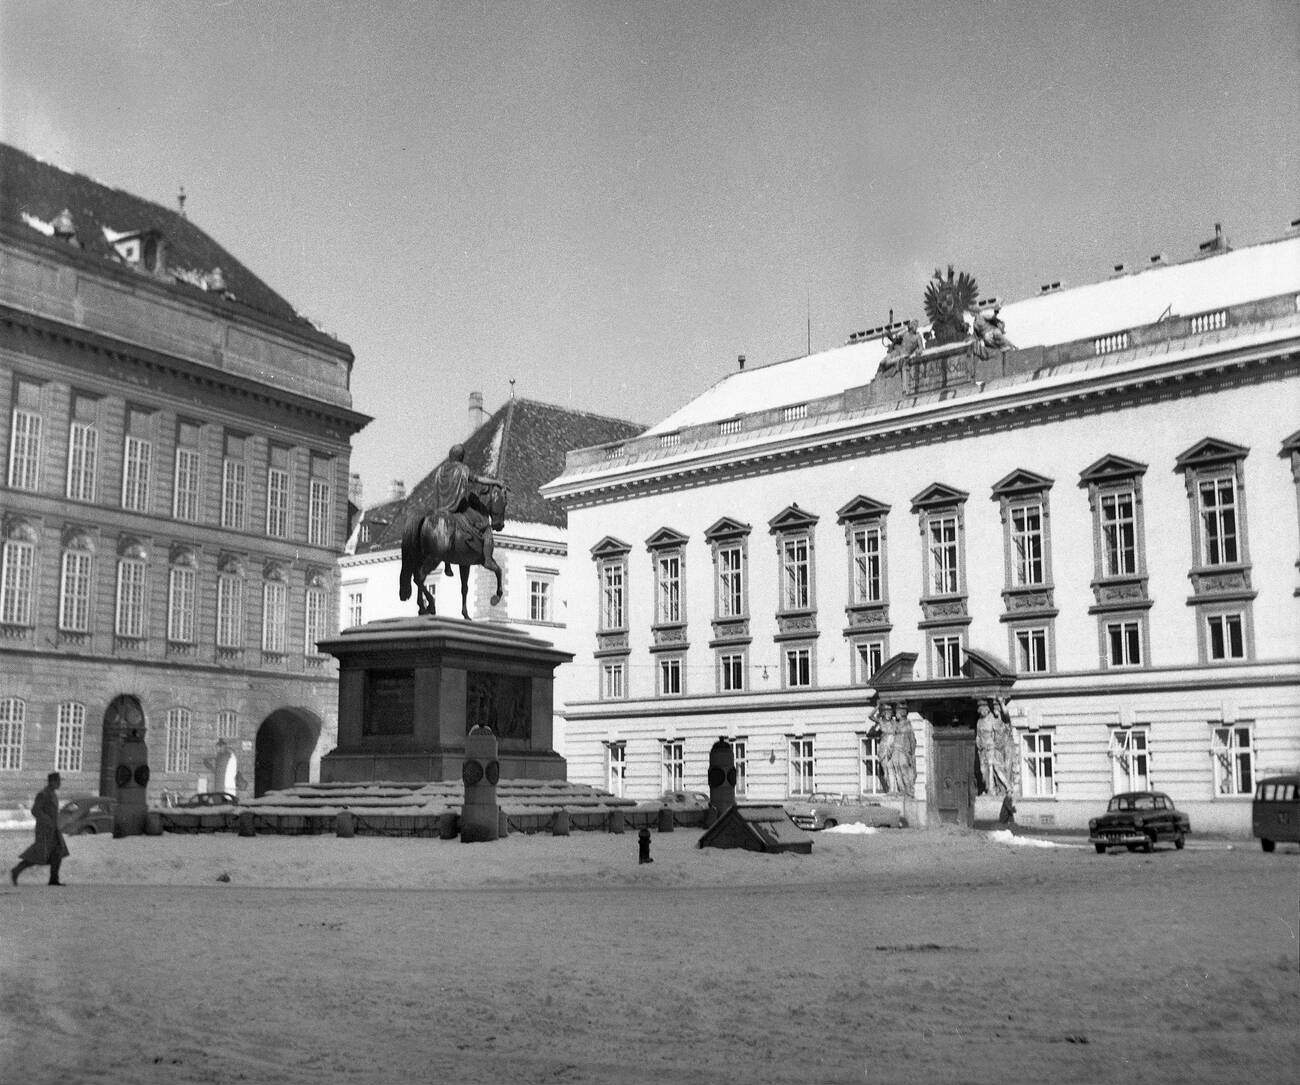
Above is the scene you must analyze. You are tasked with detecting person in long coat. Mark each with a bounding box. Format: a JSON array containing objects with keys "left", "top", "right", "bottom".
[{"left": 10, "top": 772, "right": 69, "bottom": 886}]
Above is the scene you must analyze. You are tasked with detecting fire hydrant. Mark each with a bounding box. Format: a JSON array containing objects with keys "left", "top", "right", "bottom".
[{"left": 638, "top": 826, "right": 653, "bottom": 864}]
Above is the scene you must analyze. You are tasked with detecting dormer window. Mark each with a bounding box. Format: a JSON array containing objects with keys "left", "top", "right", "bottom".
[{"left": 104, "top": 226, "right": 166, "bottom": 274}]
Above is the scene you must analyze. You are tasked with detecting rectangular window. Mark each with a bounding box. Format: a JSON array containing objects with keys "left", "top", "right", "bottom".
[
  {"left": 1021, "top": 732, "right": 1055, "bottom": 797},
  {"left": 173, "top": 421, "right": 202, "bottom": 522},
  {"left": 1206, "top": 613, "right": 1245, "bottom": 661},
  {"left": 1106, "top": 621, "right": 1142, "bottom": 668},
  {"left": 0, "top": 698, "right": 24, "bottom": 770},
  {"left": 1100, "top": 490, "right": 1137, "bottom": 577},
  {"left": 1010, "top": 503, "right": 1044, "bottom": 586},
  {"left": 308, "top": 474, "right": 333, "bottom": 548},
  {"left": 1210, "top": 726, "right": 1253, "bottom": 796},
  {"left": 655, "top": 553, "right": 681, "bottom": 624},
  {"left": 0, "top": 539, "right": 35, "bottom": 626},
  {"left": 1109, "top": 727, "right": 1150, "bottom": 792},
  {"left": 730, "top": 738, "right": 748, "bottom": 795},
  {"left": 658, "top": 656, "right": 683, "bottom": 697},
  {"left": 1015, "top": 628, "right": 1049, "bottom": 673},
  {"left": 59, "top": 549, "right": 92, "bottom": 632},
  {"left": 262, "top": 581, "right": 288, "bottom": 654},
  {"left": 784, "top": 646, "right": 812, "bottom": 688},
  {"left": 217, "top": 575, "right": 244, "bottom": 648},
  {"left": 856, "top": 641, "right": 884, "bottom": 684},
  {"left": 266, "top": 468, "right": 290, "bottom": 538},
  {"left": 852, "top": 526, "right": 882, "bottom": 603},
  {"left": 347, "top": 590, "right": 363, "bottom": 628},
  {"left": 121, "top": 410, "right": 153, "bottom": 512},
  {"left": 932, "top": 635, "right": 962, "bottom": 678},
  {"left": 661, "top": 740, "right": 684, "bottom": 791},
  {"left": 860, "top": 733, "right": 889, "bottom": 796},
  {"left": 789, "top": 735, "right": 815, "bottom": 795},
  {"left": 8, "top": 380, "right": 42, "bottom": 491},
  {"left": 600, "top": 660, "right": 626, "bottom": 700},
  {"left": 222, "top": 448, "right": 247, "bottom": 530},
  {"left": 167, "top": 566, "right": 196, "bottom": 643},
  {"left": 529, "top": 575, "right": 553, "bottom": 622},
  {"left": 1198, "top": 477, "right": 1238, "bottom": 566},
  {"left": 719, "top": 652, "right": 745, "bottom": 692},
  {"left": 55, "top": 703, "right": 85, "bottom": 773},
  {"left": 217, "top": 710, "right": 238, "bottom": 740},
  {"left": 781, "top": 536, "right": 810, "bottom": 610},
  {"left": 165, "top": 708, "right": 192, "bottom": 774},
  {"left": 600, "top": 563, "right": 625, "bottom": 630},
  {"left": 66, "top": 419, "right": 99, "bottom": 503},
  {"left": 928, "top": 515, "right": 959, "bottom": 594},
  {"left": 304, "top": 586, "right": 328, "bottom": 655},
  {"left": 115, "top": 558, "right": 147, "bottom": 638},
  {"left": 717, "top": 544, "right": 744, "bottom": 617},
  {"left": 606, "top": 743, "right": 626, "bottom": 797}
]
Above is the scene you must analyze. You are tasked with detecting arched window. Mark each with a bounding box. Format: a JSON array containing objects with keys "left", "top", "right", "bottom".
[
  {"left": 0, "top": 520, "right": 38, "bottom": 627},
  {"left": 115, "top": 539, "right": 149, "bottom": 639},
  {"left": 167, "top": 548, "right": 198, "bottom": 643},
  {"left": 0, "top": 698, "right": 25, "bottom": 770},
  {"left": 59, "top": 531, "right": 95, "bottom": 633}
]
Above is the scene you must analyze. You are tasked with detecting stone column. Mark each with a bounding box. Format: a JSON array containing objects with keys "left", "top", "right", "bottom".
[{"left": 460, "top": 725, "right": 500, "bottom": 843}]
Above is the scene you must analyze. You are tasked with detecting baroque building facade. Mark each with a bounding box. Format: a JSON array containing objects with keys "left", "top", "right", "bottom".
[
  {"left": 543, "top": 228, "right": 1300, "bottom": 834},
  {"left": 0, "top": 144, "right": 369, "bottom": 806}
]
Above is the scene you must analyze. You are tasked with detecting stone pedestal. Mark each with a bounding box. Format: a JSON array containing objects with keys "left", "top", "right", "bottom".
[
  {"left": 318, "top": 616, "right": 571, "bottom": 784},
  {"left": 460, "top": 725, "right": 499, "bottom": 843},
  {"left": 112, "top": 729, "right": 149, "bottom": 837}
]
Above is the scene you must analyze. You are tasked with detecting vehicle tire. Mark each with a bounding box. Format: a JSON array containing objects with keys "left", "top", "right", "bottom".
[
  {"left": 1125, "top": 844, "right": 1138, "bottom": 852},
  {"left": 822, "top": 819, "right": 837, "bottom": 830},
  {"left": 1174, "top": 833, "right": 1185, "bottom": 850},
  {"left": 1142, "top": 834, "right": 1154, "bottom": 854},
  {"left": 1094, "top": 843, "right": 1106, "bottom": 854},
  {"left": 1261, "top": 838, "right": 1275, "bottom": 853},
  {"left": 82, "top": 826, "right": 97, "bottom": 835}
]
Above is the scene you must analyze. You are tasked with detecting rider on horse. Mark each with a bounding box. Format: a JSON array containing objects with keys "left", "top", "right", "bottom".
[{"left": 430, "top": 444, "right": 501, "bottom": 570}]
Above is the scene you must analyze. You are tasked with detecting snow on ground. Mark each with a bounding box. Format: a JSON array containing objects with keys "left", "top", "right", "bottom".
[{"left": 1, "top": 825, "right": 1296, "bottom": 1085}]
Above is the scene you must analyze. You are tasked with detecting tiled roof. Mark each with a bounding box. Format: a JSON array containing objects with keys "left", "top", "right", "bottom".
[
  {"left": 0, "top": 142, "right": 340, "bottom": 347},
  {"left": 365, "top": 398, "right": 643, "bottom": 551}
]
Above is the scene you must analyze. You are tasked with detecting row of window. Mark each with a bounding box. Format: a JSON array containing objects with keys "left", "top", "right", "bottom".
[
  {"left": 7, "top": 381, "right": 336, "bottom": 546},
  {"left": 0, "top": 532, "right": 330, "bottom": 654},
  {"left": 343, "top": 570, "right": 558, "bottom": 629},
  {"left": 0, "top": 699, "right": 239, "bottom": 774},
  {"left": 603, "top": 723, "right": 1256, "bottom": 800},
  {"left": 593, "top": 440, "right": 1273, "bottom": 697}
]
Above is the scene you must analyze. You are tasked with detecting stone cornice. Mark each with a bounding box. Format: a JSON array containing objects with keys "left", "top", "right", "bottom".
[{"left": 543, "top": 320, "right": 1300, "bottom": 507}]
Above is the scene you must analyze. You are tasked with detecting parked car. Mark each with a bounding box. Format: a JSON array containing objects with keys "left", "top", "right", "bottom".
[
  {"left": 178, "top": 791, "right": 239, "bottom": 808},
  {"left": 1089, "top": 791, "right": 1189, "bottom": 853},
  {"left": 659, "top": 790, "right": 709, "bottom": 810},
  {"left": 785, "top": 791, "right": 904, "bottom": 830},
  {"left": 1252, "top": 774, "right": 1300, "bottom": 853},
  {"left": 58, "top": 794, "right": 117, "bottom": 835}
]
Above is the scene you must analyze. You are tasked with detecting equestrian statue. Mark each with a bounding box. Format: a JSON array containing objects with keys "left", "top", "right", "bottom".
[{"left": 399, "top": 444, "right": 507, "bottom": 619}]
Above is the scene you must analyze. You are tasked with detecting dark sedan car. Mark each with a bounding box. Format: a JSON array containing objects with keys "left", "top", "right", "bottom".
[
  {"left": 1089, "top": 791, "right": 1189, "bottom": 853},
  {"left": 58, "top": 794, "right": 117, "bottom": 835}
]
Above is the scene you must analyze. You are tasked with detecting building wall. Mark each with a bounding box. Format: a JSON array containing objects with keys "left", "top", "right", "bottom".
[
  {"left": 558, "top": 349, "right": 1300, "bottom": 834},
  {"left": 0, "top": 231, "right": 364, "bottom": 806}
]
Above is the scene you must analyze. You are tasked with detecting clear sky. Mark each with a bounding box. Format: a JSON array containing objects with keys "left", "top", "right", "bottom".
[{"left": 2, "top": 1, "right": 1297, "bottom": 501}]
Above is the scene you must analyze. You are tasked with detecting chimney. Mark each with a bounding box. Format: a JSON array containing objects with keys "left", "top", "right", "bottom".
[
  {"left": 348, "top": 473, "right": 363, "bottom": 506},
  {"left": 389, "top": 479, "right": 406, "bottom": 502},
  {"left": 468, "top": 391, "right": 486, "bottom": 435},
  {"left": 737, "top": 354, "right": 746, "bottom": 371},
  {"left": 1197, "top": 222, "right": 1230, "bottom": 256},
  {"left": 52, "top": 209, "right": 76, "bottom": 243}
]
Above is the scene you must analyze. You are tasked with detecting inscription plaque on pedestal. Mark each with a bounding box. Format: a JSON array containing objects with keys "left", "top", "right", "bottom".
[{"left": 363, "top": 669, "right": 415, "bottom": 736}]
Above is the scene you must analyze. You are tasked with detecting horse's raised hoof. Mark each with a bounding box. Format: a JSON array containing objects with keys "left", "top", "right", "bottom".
[{"left": 490, "top": 592, "right": 502, "bottom": 606}]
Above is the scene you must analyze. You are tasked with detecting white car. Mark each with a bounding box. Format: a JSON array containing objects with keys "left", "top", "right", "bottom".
[{"left": 784, "top": 791, "right": 904, "bottom": 830}]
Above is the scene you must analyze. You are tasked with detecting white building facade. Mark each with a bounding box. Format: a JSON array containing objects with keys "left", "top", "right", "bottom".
[{"left": 543, "top": 231, "right": 1300, "bottom": 833}]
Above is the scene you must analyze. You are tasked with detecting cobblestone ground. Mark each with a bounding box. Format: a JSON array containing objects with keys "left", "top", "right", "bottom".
[{"left": 1, "top": 829, "right": 1296, "bottom": 1084}]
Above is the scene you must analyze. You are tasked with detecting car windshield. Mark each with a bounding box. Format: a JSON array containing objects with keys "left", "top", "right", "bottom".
[{"left": 1108, "top": 795, "right": 1157, "bottom": 812}]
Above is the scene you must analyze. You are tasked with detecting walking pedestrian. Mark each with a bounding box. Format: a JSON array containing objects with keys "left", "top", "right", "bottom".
[{"left": 10, "top": 772, "right": 70, "bottom": 886}]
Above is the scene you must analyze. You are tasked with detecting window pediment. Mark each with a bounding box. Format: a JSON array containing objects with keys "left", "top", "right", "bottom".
[
  {"left": 116, "top": 535, "right": 147, "bottom": 559},
  {"left": 703, "top": 516, "right": 752, "bottom": 543},
  {"left": 768, "top": 504, "right": 819, "bottom": 534},
  {"left": 1279, "top": 429, "right": 1300, "bottom": 458},
  {"left": 217, "top": 552, "right": 245, "bottom": 576},
  {"left": 61, "top": 525, "right": 95, "bottom": 550},
  {"left": 590, "top": 536, "right": 631, "bottom": 560},
  {"left": 3, "top": 515, "right": 39, "bottom": 541},
  {"left": 836, "top": 495, "right": 891, "bottom": 524},
  {"left": 1175, "top": 437, "right": 1249, "bottom": 473},
  {"left": 910, "top": 483, "right": 969, "bottom": 513},
  {"left": 1078, "top": 454, "right": 1147, "bottom": 487},
  {"left": 646, "top": 527, "right": 689, "bottom": 551},
  {"left": 990, "top": 469, "right": 1054, "bottom": 499}
]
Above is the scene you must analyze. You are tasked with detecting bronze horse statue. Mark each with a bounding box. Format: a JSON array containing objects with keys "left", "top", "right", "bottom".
[{"left": 398, "top": 482, "right": 508, "bottom": 618}]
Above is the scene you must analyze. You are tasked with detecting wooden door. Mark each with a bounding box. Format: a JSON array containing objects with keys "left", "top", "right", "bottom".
[{"left": 932, "top": 731, "right": 975, "bottom": 827}]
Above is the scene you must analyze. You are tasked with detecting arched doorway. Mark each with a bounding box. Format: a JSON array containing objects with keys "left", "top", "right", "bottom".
[
  {"left": 100, "top": 695, "right": 146, "bottom": 801},
  {"left": 254, "top": 708, "right": 321, "bottom": 797}
]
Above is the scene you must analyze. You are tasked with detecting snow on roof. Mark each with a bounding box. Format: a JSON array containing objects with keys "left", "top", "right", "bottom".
[{"left": 645, "top": 234, "right": 1300, "bottom": 436}]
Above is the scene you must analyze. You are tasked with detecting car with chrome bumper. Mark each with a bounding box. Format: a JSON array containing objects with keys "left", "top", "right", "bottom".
[
  {"left": 785, "top": 791, "right": 904, "bottom": 830},
  {"left": 1089, "top": 791, "right": 1189, "bottom": 853}
]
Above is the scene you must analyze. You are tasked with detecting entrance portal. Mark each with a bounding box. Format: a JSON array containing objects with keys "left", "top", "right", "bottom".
[
  {"left": 254, "top": 708, "right": 321, "bottom": 797},
  {"left": 100, "top": 695, "right": 145, "bottom": 801},
  {"left": 931, "top": 728, "right": 977, "bottom": 825}
]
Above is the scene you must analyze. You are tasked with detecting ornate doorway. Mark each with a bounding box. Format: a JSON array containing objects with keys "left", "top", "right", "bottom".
[{"left": 100, "top": 695, "right": 145, "bottom": 800}]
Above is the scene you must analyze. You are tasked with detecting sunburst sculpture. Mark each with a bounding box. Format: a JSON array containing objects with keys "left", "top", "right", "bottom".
[{"left": 923, "top": 265, "right": 979, "bottom": 345}]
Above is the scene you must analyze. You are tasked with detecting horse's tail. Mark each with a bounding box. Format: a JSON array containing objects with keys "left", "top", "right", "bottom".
[{"left": 398, "top": 516, "right": 423, "bottom": 601}]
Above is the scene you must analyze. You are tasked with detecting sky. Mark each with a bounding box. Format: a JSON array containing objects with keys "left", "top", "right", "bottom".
[{"left": 2, "top": 1, "right": 1297, "bottom": 502}]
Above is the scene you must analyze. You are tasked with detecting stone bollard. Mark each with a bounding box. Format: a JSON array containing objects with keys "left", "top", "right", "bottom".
[
  {"left": 113, "top": 728, "right": 150, "bottom": 837},
  {"left": 438, "top": 811, "right": 460, "bottom": 839},
  {"left": 336, "top": 810, "right": 356, "bottom": 838},
  {"left": 706, "top": 737, "right": 738, "bottom": 827},
  {"left": 638, "top": 826, "right": 654, "bottom": 864},
  {"left": 498, "top": 809, "right": 510, "bottom": 837},
  {"left": 237, "top": 810, "right": 256, "bottom": 837},
  {"left": 607, "top": 808, "right": 625, "bottom": 834},
  {"left": 144, "top": 811, "right": 164, "bottom": 836},
  {"left": 657, "top": 806, "right": 674, "bottom": 833},
  {"left": 552, "top": 808, "right": 570, "bottom": 836},
  {"left": 460, "top": 725, "right": 500, "bottom": 843}
]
